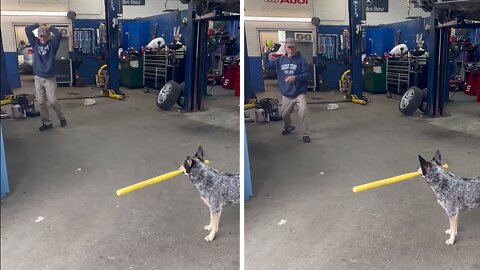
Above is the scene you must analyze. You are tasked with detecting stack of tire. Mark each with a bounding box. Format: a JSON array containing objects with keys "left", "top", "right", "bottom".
[
  {"left": 156, "top": 80, "right": 185, "bottom": 110},
  {"left": 399, "top": 86, "right": 428, "bottom": 115}
]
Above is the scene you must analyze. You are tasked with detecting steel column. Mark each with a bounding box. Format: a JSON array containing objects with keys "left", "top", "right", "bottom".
[
  {"left": 195, "top": 20, "right": 209, "bottom": 110},
  {"left": 104, "top": 0, "right": 122, "bottom": 93},
  {"left": 183, "top": 4, "right": 197, "bottom": 111},
  {"left": 426, "top": 12, "right": 439, "bottom": 116},
  {"left": 426, "top": 8, "right": 452, "bottom": 117},
  {"left": 438, "top": 25, "right": 451, "bottom": 116},
  {"left": 348, "top": 0, "right": 365, "bottom": 97}
]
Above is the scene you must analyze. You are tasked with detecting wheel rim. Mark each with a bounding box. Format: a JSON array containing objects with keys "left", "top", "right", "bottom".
[
  {"left": 157, "top": 83, "right": 172, "bottom": 104},
  {"left": 400, "top": 89, "right": 414, "bottom": 109}
]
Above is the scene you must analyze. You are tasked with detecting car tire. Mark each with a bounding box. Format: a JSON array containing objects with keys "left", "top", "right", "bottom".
[
  {"left": 419, "top": 88, "right": 428, "bottom": 113},
  {"left": 399, "top": 86, "right": 423, "bottom": 115},
  {"left": 177, "top": 82, "right": 185, "bottom": 107},
  {"left": 156, "top": 81, "right": 182, "bottom": 110}
]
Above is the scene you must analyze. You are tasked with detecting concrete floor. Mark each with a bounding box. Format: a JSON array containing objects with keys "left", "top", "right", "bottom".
[
  {"left": 245, "top": 80, "right": 480, "bottom": 270},
  {"left": 1, "top": 76, "right": 240, "bottom": 270}
]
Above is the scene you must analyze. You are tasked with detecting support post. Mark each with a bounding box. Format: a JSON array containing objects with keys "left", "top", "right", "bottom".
[
  {"left": 348, "top": 0, "right": 365, "bottom": 97},
  {"left": 104, "top": 0, "right": 122, "bottom": 94},
  {"left": 183, "top": 4, "right": 197, "bottom": 112}
]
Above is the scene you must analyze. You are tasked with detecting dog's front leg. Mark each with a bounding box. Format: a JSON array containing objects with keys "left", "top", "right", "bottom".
[
  {"left": 201, "top": 197, "right": 213, "bottom": 231},
  {"left": 438, "top": 200, "right": 454, "bottom": 235},
  {"left": 204, "top": 209, "right": 222, "bottom": 242},
  {"left": 445, "top": 214, "right": 458, "bottom": 245}
]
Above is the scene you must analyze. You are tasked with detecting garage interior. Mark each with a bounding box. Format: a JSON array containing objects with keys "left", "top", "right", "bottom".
[
  {"left": 245, "top": 0, "right": 480, "bottom": 269},
  {"left": 1, "top": 0, "right": 240, "bottom": 269}
]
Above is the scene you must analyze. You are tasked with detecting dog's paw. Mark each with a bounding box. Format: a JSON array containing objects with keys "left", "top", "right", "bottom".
[
  {"left": 445, "top": 229, "right": 457, "bottom": 235},
  {"left": 204, "top": 234, "right": 215, "bottom": 242},
  {"left": 204, "top": 224, "right": 212, "bottom": 231},
  {"left": 445, "top": 238, "right": 455, "bottom": 245}
]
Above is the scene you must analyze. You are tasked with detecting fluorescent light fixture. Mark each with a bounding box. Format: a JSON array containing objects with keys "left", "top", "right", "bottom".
[
  {"left": 244, "top": 16, "right": 312, "bottom": 22},
  {"left": 1, "top": 11, "right": 67, "bottom": 16}
]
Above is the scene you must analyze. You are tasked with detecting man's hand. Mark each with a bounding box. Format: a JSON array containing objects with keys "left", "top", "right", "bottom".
[
  {"left": 285, "top": 76, "right": 296, "bottom": 83},
  {"left": 263, "top": 45, "right": 272, "bottom": 54}
]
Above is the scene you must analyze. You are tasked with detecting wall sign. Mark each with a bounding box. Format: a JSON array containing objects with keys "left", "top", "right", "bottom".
[
  {"left": 366, "top": 0, "right": 388, "bottom": 12},
  {"left": 122, "top": 0, "right": 145, "bottom": 5},
  {"left": 263, "top": 0, "right": 309, "bottom": 5}
]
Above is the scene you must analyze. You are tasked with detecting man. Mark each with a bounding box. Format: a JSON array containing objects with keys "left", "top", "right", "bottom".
[
  {"left": 25, "top": 23, "right": 66, "bottom": 131},
  {"left": 263, "top": 38, "right": 311, "bottom": 143}
]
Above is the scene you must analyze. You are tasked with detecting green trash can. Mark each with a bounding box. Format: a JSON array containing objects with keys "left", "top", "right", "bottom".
[
  {"left": 363, "top": 63, "right": 386, "bottom": 93},
  {"left": 120, "top": 57, "right": 144, "bottom": 88}
]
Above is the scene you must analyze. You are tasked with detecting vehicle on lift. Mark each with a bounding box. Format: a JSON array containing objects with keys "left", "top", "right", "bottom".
[
  {"left": 406, "top": 0, "right": 480, "bottom": 116},
  {"left": 411, "top": 0, "right": 480, "bottom": 23},
  {"left": 179, "top": 0, "right": 239, "bottom": 15}
]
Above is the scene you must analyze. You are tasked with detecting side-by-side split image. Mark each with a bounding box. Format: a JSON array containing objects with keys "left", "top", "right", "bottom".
[{"left": 1, "top": 0, "right": 479, "bottom": 270}]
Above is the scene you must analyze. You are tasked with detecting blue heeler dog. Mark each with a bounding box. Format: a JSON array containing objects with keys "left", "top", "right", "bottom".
[
  {"left": 419, "top": 151, "right": 480, "bottom": 245},
  {"left": 179, "top": 146, "right": 240, "bottom": 242}
]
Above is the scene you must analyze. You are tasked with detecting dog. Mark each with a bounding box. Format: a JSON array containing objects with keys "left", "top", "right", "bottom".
[
  {"left": 418, "top": 151, "right": 480, "bottom": 245},
  {"left": 179, "top": 146, "right": 240, "bottom": 241}
]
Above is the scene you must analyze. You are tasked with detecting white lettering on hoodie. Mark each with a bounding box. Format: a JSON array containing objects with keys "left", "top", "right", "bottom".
[
  {"left": 38, "top": 45, "right": 50, "bottom": 56},
  {"left": 280, "top": 63, "right": 298, "bottom": 75}
]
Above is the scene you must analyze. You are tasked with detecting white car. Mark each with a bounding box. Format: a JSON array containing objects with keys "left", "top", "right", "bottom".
[{"left": 19, "top": 45, "right": 34, "bottom": 74}]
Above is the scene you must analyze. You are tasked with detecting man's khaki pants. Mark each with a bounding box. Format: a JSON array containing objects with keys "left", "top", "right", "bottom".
[
  {"left": 34, "top": 75, "right": 64, "bottom": 125},
  {"left": 281, "top": 94, "right": 309, "bottom": 136}
]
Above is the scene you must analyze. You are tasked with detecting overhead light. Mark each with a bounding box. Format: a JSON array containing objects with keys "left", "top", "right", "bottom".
[
  {"left": 1, "top": 11, "right": 67, "bottom": 17},
  {"left": 244, "top": 16, "right": 312, "bottom": 22}
]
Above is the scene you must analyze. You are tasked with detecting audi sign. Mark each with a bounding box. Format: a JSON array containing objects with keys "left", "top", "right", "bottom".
[{"left": 264, "top": 0, "right": 309, "bottom": 4}]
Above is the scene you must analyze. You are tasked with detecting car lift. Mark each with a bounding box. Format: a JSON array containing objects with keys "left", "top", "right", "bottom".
[
  {"left": 339, "top": 69, "right": 368, "bottom": 105},
  {"left": 182, "top": 1, "right": 239, "bottom": 112},
  {"left": 346, "top": 0, "right": 368, "bottom": 105},
  {"left": 412, "top": 0, "right": 480, "bottom": 117},
  {"left": 102, "top": 0, "right": 126, "bottom": 100}
]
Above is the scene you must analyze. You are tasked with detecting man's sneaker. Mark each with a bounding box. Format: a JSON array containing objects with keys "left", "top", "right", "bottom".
[
  {"left": 302, "top": 135, "right": 311, "bottom": 143},
  {"left": 281, "top": 126, "right": 295, "bottom": 135},
  {"left": 39, "top": 124, "right": 53, "bottom": 131},
  {"left": 60, "top": 119, "right": 67, "bottom": 127}
]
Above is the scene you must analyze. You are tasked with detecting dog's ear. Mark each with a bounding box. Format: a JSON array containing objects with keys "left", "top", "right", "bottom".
[
  {"left": 183, "top": 156, "right": 195, "bottom": 173},
  {"left": 195, "top": 146, "right": 204, "bottom": 160},
  {"left": 433, "top": 150, "right": 442, "bottom": 165},
  {"left": 419, "top": 155, "right": 430, "bottom": 176}
]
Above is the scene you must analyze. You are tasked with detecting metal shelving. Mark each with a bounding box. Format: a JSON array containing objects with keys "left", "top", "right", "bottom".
[
  {"left": 143, "top": 50, "right": 186, "bottom": 90},
  {"left": 386, "top": 58, "right": 410, "bottom": 94},
  {"left": 143, "top": 52, "right": 168, "bottom": 89},
  {"left": 56, "top": 59, "right": 72, "bottom": 86}
]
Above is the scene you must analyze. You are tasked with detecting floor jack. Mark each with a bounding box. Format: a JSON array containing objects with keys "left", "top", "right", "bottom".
[{"left": 339, "top": 70, "right": 368, "bottom": 105}]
